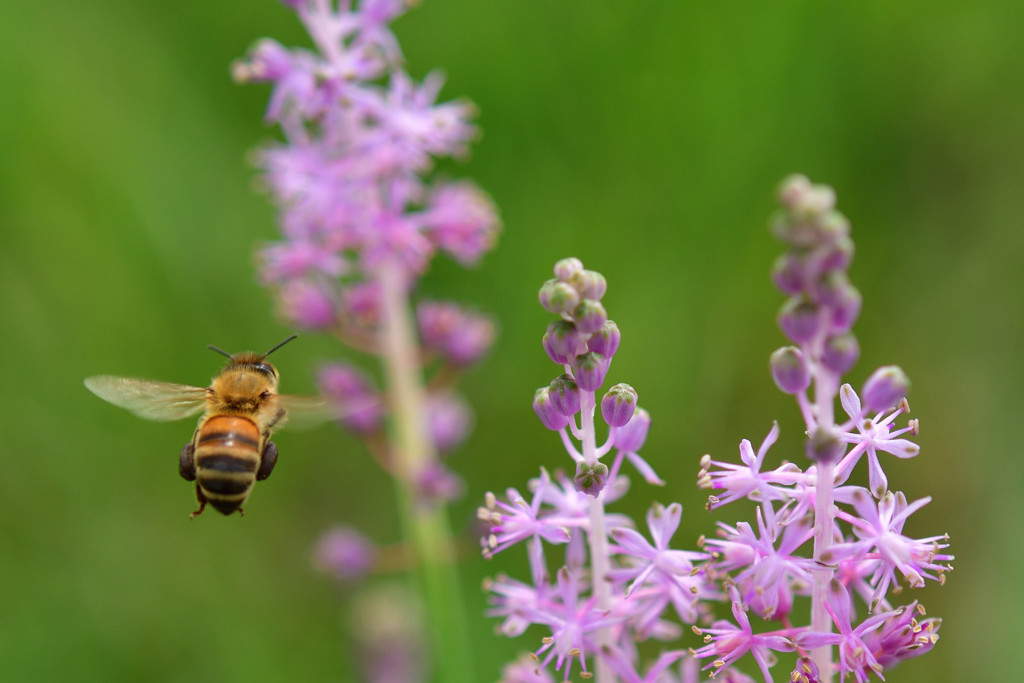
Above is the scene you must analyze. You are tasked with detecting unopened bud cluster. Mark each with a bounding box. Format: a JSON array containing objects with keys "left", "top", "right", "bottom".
[
  {"left": 481, "top": 259, "right": 703, "bottom": 682},
  {"left": 532, "top": 258, "right": 651, "bottom": 496}
]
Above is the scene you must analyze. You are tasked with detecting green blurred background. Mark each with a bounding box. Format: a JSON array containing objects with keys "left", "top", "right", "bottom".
[{"left": 1, "top": 0, "right": 1020, "bottom": 680}]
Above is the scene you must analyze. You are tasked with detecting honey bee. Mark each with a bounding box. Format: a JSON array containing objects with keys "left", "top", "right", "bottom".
[{"left": 85, "top": 335, "right": 330, "bottom": 518}]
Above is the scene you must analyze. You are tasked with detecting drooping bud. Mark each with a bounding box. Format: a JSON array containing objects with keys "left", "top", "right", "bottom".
[
  {"left": 573, "top": 460, "right": 609, "bottom": 497},
  {"left": 573, "top": 299, "right": 607, "bottom": 335},
  {"left": 533, "top": 387, "right": 570, "bottom": 431},
  {"left": 771, "top": 252, "right": 808, "bottom": 295},
  {"left": 817, "top": 211, "right": 851, "bottom": 244},
  {"left": 770, "top": 346, "right": 810, "bottom": 394},
  {"left": 587, "top": 320, "right": 621, "bottom": 358},
  {"left": 615, "top": 407, "right": 650, "bottom": 452},
  {"left": 568, "top": 269, "right": 607, "bottom": 300},
  {"left": 778, "top": 296, "right": 821, "bottom": 343},
  {"left": 829, "top": 284, "right": 862, "bottom": 332},
  {"left": 820, "top": 233, "right": 855, "bottom": 272},
  {"left": 805, "top": 427, "right": 845, "bottom": 464},
  {"left": 542, "top": 319, "right": 582, "bottom": 364},
  {"left": 818, "top": 271, "right": 862, "bottom": 332},
  {"left": 861, "top": 366, "right": 910, "bottom": 413},
  {"left": 601, "top": 383, "right": 637, "bottom": 427},
  {"left": 822, "top": 333, "right": 860, "bottom": 375},
  {"left": 548, "top": 374, "right": 582, "bottom": 416},
  {"left": 538, "top": 279, "right": 580, "bottom": 314},
  {"left": 554, "top": 257, "right": 584, "bottom": 282},
  {"left": 571, "top": 352, "right": 607, "bottom": 392}
]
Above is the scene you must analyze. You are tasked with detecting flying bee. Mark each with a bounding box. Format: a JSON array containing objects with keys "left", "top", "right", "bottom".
[{"left": 85, "top": 335, "right": 331, "bottom": 518}]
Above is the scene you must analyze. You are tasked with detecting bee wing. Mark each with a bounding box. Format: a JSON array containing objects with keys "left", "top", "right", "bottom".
[
  {"left": 275, "top": 394, "right": 380, "bottom": 431},
  {"left": 274, "top": 394, "right": 336, "bottom": 431},
  {"left": 84, "top": 376, "right": 209, "bottom": 421}
]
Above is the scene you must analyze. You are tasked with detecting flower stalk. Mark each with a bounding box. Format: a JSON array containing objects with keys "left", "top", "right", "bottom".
[
  {"left": 378, "top": 259, "right": 473, "bottom": 682},
  {"left": 235, "top": 1, "right": 500, "bottom": 681}
]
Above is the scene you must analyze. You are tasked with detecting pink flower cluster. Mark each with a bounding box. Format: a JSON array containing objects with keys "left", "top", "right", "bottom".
[
  {"left": 481, "top": 258, "right": 712, "bottom": 682},
  {"left": 483, "top": 180, "right": 952, "bottom": 683},
  {"left": 236, "top": 0, "right": 499, "bottom": 503},
  {"left": 234, "top": 0, "right": 501, "bottom": 332},
  {"left": 694, "top": 176, "right": 952, "bottom": 682}
]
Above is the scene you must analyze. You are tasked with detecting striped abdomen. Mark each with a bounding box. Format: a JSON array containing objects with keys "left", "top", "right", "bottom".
[{"left": 195, "top": 415, "right": 262, "bottom": 515}]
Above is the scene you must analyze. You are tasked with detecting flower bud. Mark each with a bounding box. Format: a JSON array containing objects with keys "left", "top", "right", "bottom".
[
  {"left": 770, "top": 346, "right": 810, "bottom": 394},
  {"left": 771, "top": 252, "right": 808, "bottom": 295},
  {"left": 542, "top": 320, "right": 582, "bottom": 364},
  {"left": 601, "top": 383, "right": 637, "bottom": 427},
  {"left": 538, "top": 279, "right": 580, "bottom": 314},
  {"left": 805, "top": 427, "right": 845, "bottom": 464},
  {"left": 822, "top": 333, "right": 860, "bottom": 375},
  {"left": 792, "top": 183, "right": 836, "bottom": 222},
  {"left": 573, "top": 299, "right": 607, "bottom": 335},
  {"left": 568, "top": 269, "right": 607, "bottom": 300},
  {"left": 828, "top": 282, "right": 862, "bottom": 332},
  {"left": 549, "top": 374, "right": 581, "bottom": 416},
  {"left": 571, "top": 352, "right": 607, "bottom": 392},
  {"left": 818, "top": 211, "right": 851, "bottom": 243},
  {"left": 820, "top": 233, "right": 855, "bottom": 272},
  {"left": 587, "top": 320, "right": 621, "bottom": 358},
  {"left": 533, "top": 387, "right": 570, "bottom": 430},
  {"left": 861, "top": 366, "right": 910, "bottom": 413},
  {"left": 817, "top": 271, "right": 861, "bottom": 332},
  {"left": 554, "top": 257, "right": 584, "bottom": 282},
  {"left": 615, "top": 407, "right": 650, "bottom": 452},
  {"left": 777, "top": 173, "right": 812, "bottom": 209},
  {"left": 573, "top": 460, "right": 609, "bottom": 497},
  {"left": 778, "top": 296, "right": 821, "bottom": 343},
  {"left": 770, "top": 210, "right": 820, "bottom": 248},
  {"left": 312, "top": 526, "right": 376, "bottom": 583}
]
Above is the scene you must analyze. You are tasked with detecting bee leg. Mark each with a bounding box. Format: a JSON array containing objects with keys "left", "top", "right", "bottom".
[
  {"left": 189, "top": 484, "right": 207, "bottom": 519},
  {"left": 257, "top": 440, "right": 278, "bottom": 481},
  {"left": 179, "top": 441, "right": 197, "bottom": 481}
]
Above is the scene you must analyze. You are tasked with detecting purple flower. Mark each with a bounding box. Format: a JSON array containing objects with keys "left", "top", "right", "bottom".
[
  {"left": 835, "top": 384, "right": 919, "bottom": 496},
  {"left": 415, "top": 462, "right": 464, "bottom": 504},
  {"left": 312, "top": 526, "right": 376, "bottom": 582},
  {"left": 609, "top": 503, "right": 706, "bottom": 597},
  {"left": 275, "top": 278, "right": 339, "bottom": 330},
  {"left": 424, "top": 392, "right": 471, "bottom": 454},
  {"left": 795, "top": 580, "right": 896, "bottom": 683},
  {"left": 704, "top": 506, "right": 817, "bottom": 620},
  {"left": 699, "top": 422, "right": 794, "bottom": 525},
  {"left": 318, "top": 362, "right": 384, "bottom": 434},
  {"left": 422, "top": 181, "right": 502, "bottom": 265},
  {"left": 533, "top": 567, "right": 621, "bottom": 681},
  {"left": 417, "top": 300, "right": 496, "bottom": 366},
  {"left": 500, "top": 655, "right": 556, "bottom": 683},
  {"left": 484, "top": 573, "right": 549, "bottom": 638},
  {"left": 829, "top": 488, "right": 953, "bottom": 606},
  {"left": 480, "top": 469, "right": 572, "bottom": 581},
  {"left": 861, "top": 601, "right": 942, "bottom": 670},
  {"left": 691, "top": 587, "right": 796, "bottom": 683}
]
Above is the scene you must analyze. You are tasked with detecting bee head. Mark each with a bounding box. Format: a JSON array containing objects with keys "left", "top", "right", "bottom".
[{"left": 207, "top": 334, "right": 298, "bottom": 384}]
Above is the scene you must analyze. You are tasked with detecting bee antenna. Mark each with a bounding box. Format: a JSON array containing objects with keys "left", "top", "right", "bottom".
[
  {"left": 264, "top": 334, "right": 299, "bottom": 357},
  {"left": 207, "top": 344, "right": 234, "bottom": 359}
]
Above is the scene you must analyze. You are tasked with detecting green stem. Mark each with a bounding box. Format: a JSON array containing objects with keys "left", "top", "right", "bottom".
[
  {"left": 580, "top": 390, "right": 614, "bottom": 683},
  {"left": 378, "top": 260, "right": 474, "bottom": 683}
]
